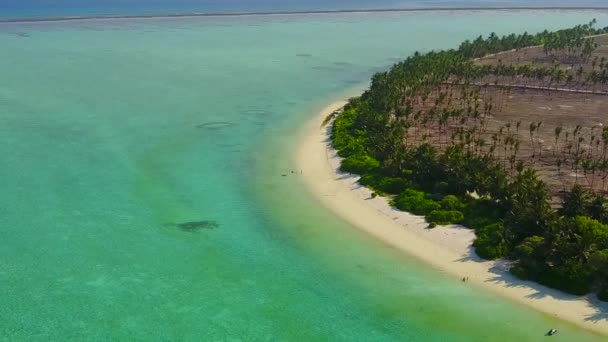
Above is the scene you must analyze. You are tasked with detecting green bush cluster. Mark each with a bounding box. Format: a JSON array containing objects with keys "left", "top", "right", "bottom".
[
  {"left": 512, "top": 260, "right": 593, "bottom": 296},
  {"left": 473, "top": 223, "right": 508, "bottom": 259},
  {"left": 461, "top": 198, "right": 503, "bottom": 232},
  {"left": 359, "top": 174, "right": 410, "bottom": 195},
  {"left": 426, "top": 210, "right": 465, "bottom": 225},
  {"left": 332, "top": 106, "right": 366, "bottom": 157},
  {"left": 340, "top": 154, "right": 380, "bottom": 174},
  {"left": 393, "top": 189, "right": 441, "bottom": 216},
  {"left": 509, "top": 216, "right": 608, "bottom": 296},
  {"left": 393, "top": 191, "right": 465, "bottom": 226},
  {"left": 440, "top": 195, "right": 465, "bottom": 211}
]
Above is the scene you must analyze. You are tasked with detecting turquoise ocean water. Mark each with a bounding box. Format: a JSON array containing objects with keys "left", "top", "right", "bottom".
[
  {"left": 1, "top": 1, "right": 608, "bottom": 19},
  {"left": 1, "top": 10, "right": 608, "bottom": 341}
]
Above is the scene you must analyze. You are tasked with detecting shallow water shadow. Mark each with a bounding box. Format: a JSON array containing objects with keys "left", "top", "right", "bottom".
[
  {"left": 165, "top": 220, "right": 219, "bottom": 232},
  {"left": 196, "top": 121, "right": 237, "bottom": 130},
  {"left": 2, "top": 31, "right": 31, "bottom": 38}
]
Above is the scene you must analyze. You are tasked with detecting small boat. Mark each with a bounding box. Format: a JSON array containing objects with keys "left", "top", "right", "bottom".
[{"left": 546, "top": 328, "right": 557, "bottom": 336}]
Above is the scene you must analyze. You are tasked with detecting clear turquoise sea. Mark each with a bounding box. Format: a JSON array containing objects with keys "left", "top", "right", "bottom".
[
  {"left": 1, "top": 10, "right": 608, "bottom": 341},
  {"left": 2, "top": 1, "right": 607, "bottom": 19}
]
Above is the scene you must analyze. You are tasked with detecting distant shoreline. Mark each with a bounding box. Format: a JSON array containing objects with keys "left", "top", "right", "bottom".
[
  {"left": 296, "top": 99, "right": 608, "bottom": 335},
  {"left": 2, "top": 7, "right": 608, "bottom": 24}
]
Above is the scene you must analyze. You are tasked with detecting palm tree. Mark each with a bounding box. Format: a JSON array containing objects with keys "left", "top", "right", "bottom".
[
  {"left": 554, "top": 126, "right": 563, "bottom": 156},
  {"left": 576, "top": 66, "right": 584, "bottom": 84},
  {"left": 529, "top": 122, "right": 537, "bottom": 158},
  {"left": 536, "top": 121, "right": 543, "bottom": 157}
]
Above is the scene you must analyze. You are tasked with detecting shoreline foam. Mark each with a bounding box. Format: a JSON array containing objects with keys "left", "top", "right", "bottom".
[{"left": 296, "top": 99, "right": 608, "bottom": 335}]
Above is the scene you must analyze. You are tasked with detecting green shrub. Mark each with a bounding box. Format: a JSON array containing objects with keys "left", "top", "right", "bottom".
[
  {"left": 511, "top": 259, "right": 593, "bottom": 296},
  {"left": 474, "top": 242, "right": 508, "bottom": 260},
  {"left": 393, "top": 189, "right": 441, "bottom": 215},
  {"left": 473, "top": 223, "right": 508, "bottom": 259},
  {"left": 332, "top": 107, "right": 367, "bottom": 157},
  {"left": 440, "top": 195, "right": 465, "bottom": 211},
  {"left": 513, "top": 236, "right": 545, "bottom": 263},
  {"left": 377, "top": 177, "right": 410, "bottom": 194},
  {"left": 359, "top": 174, "right": 409, "bottom": 195},
  {"left": 359, "top": 174, "right": 378, "bottom": 186},
  {"left": 340, "top": 154, "right": 380, "bottom": 174},
  {"left": 427, "top": 210, "right": 465, "bottom": 225},
  {"left": 535, "top": 262, "right": 593, "bottom": 296},
  {"left": 464, "top": 216, "right": 497, "bottom": 233},
  {"left": 462, "top": 198, "right": 502, "bottom": 231}
]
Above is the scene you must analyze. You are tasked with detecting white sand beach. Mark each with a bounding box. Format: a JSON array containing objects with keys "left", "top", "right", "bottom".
[{"left": 296, "top": 99, "right": 608, "bottom": 335}]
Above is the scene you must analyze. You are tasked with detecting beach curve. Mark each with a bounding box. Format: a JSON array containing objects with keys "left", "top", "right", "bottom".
[{"left": 296, "top": 99, "right": 608, "bottom": 335}]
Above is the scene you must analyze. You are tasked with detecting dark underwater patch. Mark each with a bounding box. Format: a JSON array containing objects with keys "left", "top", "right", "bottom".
[
  {"left": 174, "top": 220, "right": 219, "bottom": 232},
  {"left": 196, "top": 121, "right": 237, "bottom": 130}
]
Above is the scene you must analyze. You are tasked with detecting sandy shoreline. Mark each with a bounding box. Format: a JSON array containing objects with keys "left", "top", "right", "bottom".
[{"left": 296, "top": 99, "right": 608, "bottom": 335}]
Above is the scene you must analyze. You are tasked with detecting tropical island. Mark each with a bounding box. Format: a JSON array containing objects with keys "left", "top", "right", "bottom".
[{"left": 298, "top": 20, "right": 608, "bottom": 333}]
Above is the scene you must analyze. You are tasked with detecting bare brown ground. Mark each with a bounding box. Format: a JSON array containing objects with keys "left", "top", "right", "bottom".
[
  {"left": 410, "top": 87, "right": 608, "bottom": 203},
  {"left": 406, "top": 35, "right": 608, "bottom": 203},
  {"left": 476, "top": 34, "right": 608, "bottom": 92},
  {"left": 485, "top": 88, "right": 606, "bottom": 198}
]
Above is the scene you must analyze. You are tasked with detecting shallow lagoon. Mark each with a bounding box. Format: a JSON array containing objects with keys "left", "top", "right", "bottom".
[{"left": 1, "top": 10, "right": 608, "bottom": 340}]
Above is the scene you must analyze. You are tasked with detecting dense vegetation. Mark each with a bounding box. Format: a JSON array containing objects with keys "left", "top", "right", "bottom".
[
  {"left": 331, "top": 21, "right": 608, "bottom": 299},
  {"left": 459, "top": 19, "right": 602, "bottom": 59}
]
